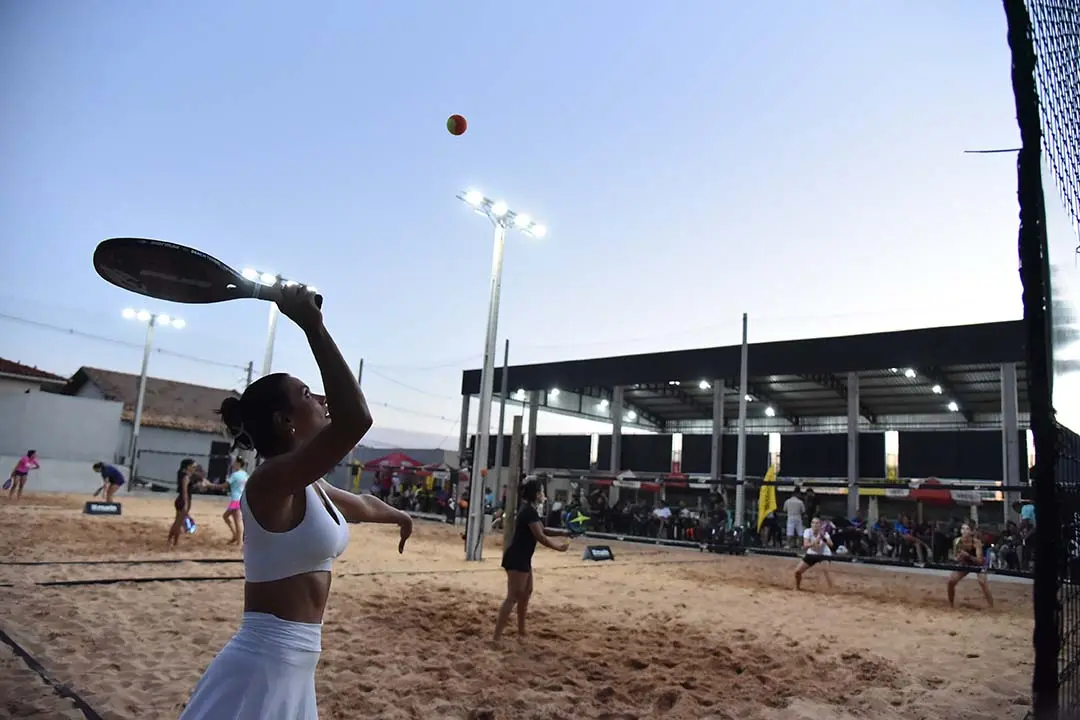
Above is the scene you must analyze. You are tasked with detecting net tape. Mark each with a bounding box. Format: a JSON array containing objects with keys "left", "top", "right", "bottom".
[{"left": 1026, "top": 0, "right": 1080, "bottom": 245}]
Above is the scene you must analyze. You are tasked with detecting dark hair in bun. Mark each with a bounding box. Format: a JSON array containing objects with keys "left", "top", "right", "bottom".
[
  {"left": 520, "top": 479, "right": 543, "bottom": 505},
  {"left": 217, "top": 373, "right": 294, "bottom": 457}
]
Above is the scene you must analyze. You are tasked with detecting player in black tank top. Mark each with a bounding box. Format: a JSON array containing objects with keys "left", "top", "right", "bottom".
[
  {"left": 946, "top": 522, "right": 994, "bottom": 608},
  {"left": 494, "top": 479, "right": 570, "bottom": 642},
  {"left": 168, "top": 459, "right": 196, "bottom": 548}
]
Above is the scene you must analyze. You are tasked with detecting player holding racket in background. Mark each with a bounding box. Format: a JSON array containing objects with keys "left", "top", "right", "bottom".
[
  {"left": 180, "top": 285, "right": 413, "bottom": 720},
  {"left": 794, "top": 517, "right": 835, "bottom": 591},
  {"left": 494, "top": 479, "right": 571, "bottom": 643},
  {"left": 5, "top": 450, "right": 40, "bottom": 501}
]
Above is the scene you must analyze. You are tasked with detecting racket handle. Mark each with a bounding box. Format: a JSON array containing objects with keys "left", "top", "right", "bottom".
[{"left": 254, "top": 283, "right": 322, "bottom": 309}]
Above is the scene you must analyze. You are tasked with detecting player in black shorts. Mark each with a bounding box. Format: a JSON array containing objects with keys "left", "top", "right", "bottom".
[
  {"left": 494, "top": 480, "right": 570, "bottom": 642},
  {"left": 947, "top": 522, "right": 994, "bottom": 608},
  {"left": 167, "top": 458, "right": 196, "bottom": 548}
]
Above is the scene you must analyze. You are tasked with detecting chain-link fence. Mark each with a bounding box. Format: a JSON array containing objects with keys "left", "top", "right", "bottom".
[{"left": 1003, "top": 0, "right": 1080, "bottom": 717}]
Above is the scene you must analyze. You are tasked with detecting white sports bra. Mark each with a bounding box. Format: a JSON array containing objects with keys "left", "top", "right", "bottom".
[{"left": 241, "top": 481, "right": 350, "bottom": 583}]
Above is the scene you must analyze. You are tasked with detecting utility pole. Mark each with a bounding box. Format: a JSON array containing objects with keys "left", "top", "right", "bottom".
[{"left": 245, "top": 361, "right": 254, "bottom": 388}]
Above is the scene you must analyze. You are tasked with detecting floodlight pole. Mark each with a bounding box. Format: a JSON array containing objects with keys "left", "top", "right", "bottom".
[
  {"left": 128, "top": 316, "right": 157, "bottom": 488},
  {"left": 457, "top": 189, "right": 546, "bottom": 563},
  {"left": 465, "top": 221, "right": 508, "bottom": 562},
  {"left": 262, "top": 303, "right": 281, "bottom": 377}
]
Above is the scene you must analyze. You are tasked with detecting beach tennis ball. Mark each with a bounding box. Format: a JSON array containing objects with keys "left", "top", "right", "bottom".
[{"left": 447, "top": 114, "right": 467, "bottom": 135}]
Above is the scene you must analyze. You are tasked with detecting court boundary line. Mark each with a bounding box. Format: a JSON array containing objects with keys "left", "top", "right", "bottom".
[
  {"left": 0, "top": 626, "right": 103, "bottom": 720},
  {"left": 0, "top": 558, "right": 242, "bottom": 567},
  {"left": 17, "top": 556, "right": 726, "bottom": 588}
]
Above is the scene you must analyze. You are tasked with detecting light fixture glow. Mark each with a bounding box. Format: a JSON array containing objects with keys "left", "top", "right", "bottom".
[
  {"left": 549, "top": 388, "right": 560, "bottom": 397},
  {"left": 171, "top": 318, "right": 186, "bottom": 329},
  {"left": 259, "top": 272, "right": 278, "bottom": 285},
  {"left": 889, "top": 367, "right": 899, "bottom": 373},
  {"left": 904, "top": 368, "right": 916, "bottom": 379},
  {"left": 136, "top": 310, "right": 152, "bottom": 323},
  {"left": 699, "top": 380, "right": 711, "bottom": 390},
  {"left": 122, "top": 308, "right": 137, "bottom": 320},
  {"left": 463, "top": 189, "right": 484, "bottom": 207},
  {"left": 626, "top": 410, "right": 637, "bottom": 421},
  {"left": 241, "top": 268, "right": 259, "bottom": 281},
  {"left": 530, "top": 224, "right": 548, "bottom": 239},
  {"left": 598, "top": 399, "right": 610, "bottom": 410},
  {"left": 157, "top": 314, "right": 171, "bottom": 326},
  {"left": 947, "top": 401, "right": 959, "bottom": 412},
  {"left": 745, "top": 394, "right": 754, "bottom": 402},
  {"left": 514, "top": 214, "right": 531, "bottom": 228},
  {"left": 931, "top": 384, "right": 943, "bottom": 394},
  {"left": 668, "top": 380, "right": 680, "bottom": 386},
  {"left": 490, "top": 201, "right": 509, "bottom": 217},
  {"left": 764, "top": 406, "right": 776, "bottom": 418}
]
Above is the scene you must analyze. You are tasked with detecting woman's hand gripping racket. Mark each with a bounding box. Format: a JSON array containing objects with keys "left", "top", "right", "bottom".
[{"left": 93, "top": 237, "right": 322, "bottom": 308}]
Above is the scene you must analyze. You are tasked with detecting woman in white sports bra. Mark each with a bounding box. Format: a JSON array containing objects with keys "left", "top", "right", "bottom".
[{"left": 180, "top": 285, "right": 414, "bottom": 720}]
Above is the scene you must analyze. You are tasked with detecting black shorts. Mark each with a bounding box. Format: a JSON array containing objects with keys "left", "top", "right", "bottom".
[
  {"left": 501, "top": 550, "right": 533, "bottom": 574},
  {"left": 12, "top": 471, "right": 27, "bottom": 478},
  {"left": 802, "top": 554, "right": 830, "bottom": 567}
]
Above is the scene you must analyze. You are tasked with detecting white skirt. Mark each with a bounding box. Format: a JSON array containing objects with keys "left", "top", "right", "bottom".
[{"left": 180, "top": 612, "right": 322, "bottom": 720}]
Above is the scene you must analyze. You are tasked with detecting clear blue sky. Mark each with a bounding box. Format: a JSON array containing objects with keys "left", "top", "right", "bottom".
[{"left": 2, "top": 1, "right": 1077, "bottom": 445}]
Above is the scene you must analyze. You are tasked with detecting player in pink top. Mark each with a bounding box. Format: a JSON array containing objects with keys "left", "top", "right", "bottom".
[{"left": 6, "top": 450, "right": 40, "bottom": 501}]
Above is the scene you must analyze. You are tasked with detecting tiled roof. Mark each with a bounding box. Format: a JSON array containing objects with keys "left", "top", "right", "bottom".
[
  {"left": 66, "top": 367, "right": 239, "bottom": 433},
  {"left": 0, "top": 358, "right": 67, "bottom": 384}
]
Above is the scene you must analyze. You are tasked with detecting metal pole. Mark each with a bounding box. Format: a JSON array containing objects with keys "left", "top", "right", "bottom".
[
  {"left": 261, "top": 303, "right": 280, "bottom": 377},
  {"left": 128, "top": 317, "right": 156, "bottom": 489},
  {"left": 466, "top": 221, "right": 508, "bottom": 561},
  {"left": 347, "top": 359, "right": 364, "bottom": 483},
  {"left": 502, "top": 414, "right": 524, "bottom": 550},
  {"left": 245, "top": 361, "right": 254, "bottom": 388},
  {"left": 735, "top": 313, "right": 749, "bottom": 527},
  {"left": 493, "top": 339, "right": 510, "bottom": 501}
]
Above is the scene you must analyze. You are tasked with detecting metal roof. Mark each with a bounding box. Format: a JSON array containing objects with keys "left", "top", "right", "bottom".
[{"left": 460, "top": 320, "right": 1028, "bottom": 426}]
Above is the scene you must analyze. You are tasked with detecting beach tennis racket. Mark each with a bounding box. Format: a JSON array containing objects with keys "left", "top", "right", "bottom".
[
  {"left": 563, "top": 509, "right": 592, "bottom": 536},
  {"left": 93, "top": 237, "right": 322, "bottom": 308}
]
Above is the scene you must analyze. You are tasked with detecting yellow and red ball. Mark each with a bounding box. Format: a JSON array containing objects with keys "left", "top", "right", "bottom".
[{"left": 447, "top": 114, "right": 467, "bottom": 136}]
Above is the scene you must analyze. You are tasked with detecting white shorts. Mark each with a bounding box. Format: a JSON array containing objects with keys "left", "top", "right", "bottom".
[{"left": 786, "top": 516, "right": 804, "bottom": 538}]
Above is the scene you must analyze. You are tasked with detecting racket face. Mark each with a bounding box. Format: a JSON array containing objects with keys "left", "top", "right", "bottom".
[{"left": 94, "top": 237, "right": 266, "bottom": 305}]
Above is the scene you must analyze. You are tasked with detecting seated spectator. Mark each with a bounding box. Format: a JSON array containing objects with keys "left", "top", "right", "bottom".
[
  {"left": 652, "top": 501, "right": 673, "bottom": 539},
  {"left": 870, "top": 515, "right": 894, "bottom": 557},
  {"left": 759, "top": 510, "right": 781, "bottom": 548},
  {"left": 894, "top": 514, "right": 928, "bottom": 565}
]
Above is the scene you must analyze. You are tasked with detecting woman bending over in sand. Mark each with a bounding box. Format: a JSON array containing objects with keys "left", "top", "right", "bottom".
[
  {"left": 167, "top": 458, "right": 197, "bottom": 548},
  {"left": 179, "top": 286, "right": 413, "bottom": 720},
  {"left": 494, "top": 479, "right": 570, "bottom": 642},
  {"left": 947, "top": 522, "right": 993, "bottom": 609},
  {"left": 6, "top": 450, "right": 40, "bottom": 501},
  {"left": 794, "top": 517, "right": 834, "bottom": 591}
]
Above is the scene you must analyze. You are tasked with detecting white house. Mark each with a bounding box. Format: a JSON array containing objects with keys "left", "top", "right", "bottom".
[
  {"left": 63, "top": 367, "right": 240, "bottom": 485},
  {"left": 0, "top": 358, "right": 67, "bottom": 395}
]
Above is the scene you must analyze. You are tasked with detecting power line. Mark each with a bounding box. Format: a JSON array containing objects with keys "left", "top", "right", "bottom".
[
  {"left": 364, "top": 366, "right": 458, "bottom": 400},
  {"left": 0, "top": 312, "right": 250, "bottom": 371}
]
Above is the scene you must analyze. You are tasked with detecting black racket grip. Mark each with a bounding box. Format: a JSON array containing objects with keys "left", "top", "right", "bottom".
[{"left": 314, "top": 294, "right": 323, "bottom": 309}]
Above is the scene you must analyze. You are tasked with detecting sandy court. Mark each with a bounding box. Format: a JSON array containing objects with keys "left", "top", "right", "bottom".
[{"left": 0, "top": 493, "right": 1033, "bottom": 719}]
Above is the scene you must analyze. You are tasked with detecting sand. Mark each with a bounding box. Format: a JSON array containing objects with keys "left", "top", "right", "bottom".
[{"left": 0, "top": 492, "right": 1033, "bottom": 720}]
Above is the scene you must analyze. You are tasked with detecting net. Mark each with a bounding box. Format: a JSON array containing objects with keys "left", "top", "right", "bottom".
[
  {"left": 1028, "top": 0, "right": 1080, "bottom": 244},
  {"left": 1005, "top": 1, "right": 1080, "bottom": 717}
]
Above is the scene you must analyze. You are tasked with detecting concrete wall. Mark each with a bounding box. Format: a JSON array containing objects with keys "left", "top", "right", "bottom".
[{"left": 0, "top": 390, "right": 123, "bottom": 462}]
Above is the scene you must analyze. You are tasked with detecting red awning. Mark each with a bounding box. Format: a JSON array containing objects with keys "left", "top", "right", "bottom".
[
  {"left": 363, "top": 452, "right": 424, "bottom": 471},
  {"left": 910, "top": 478, "right": 953, "bottom": 505}
]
